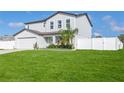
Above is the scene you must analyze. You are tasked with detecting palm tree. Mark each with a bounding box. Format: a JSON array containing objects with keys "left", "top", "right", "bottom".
[{"left": 58, "top": 28, "right": 78, "bottom": 46}]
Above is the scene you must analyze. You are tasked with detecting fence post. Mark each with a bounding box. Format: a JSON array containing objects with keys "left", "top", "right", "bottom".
[
  {"left": 91, "top": 38, "right": 93, "bottom": 50},
  {"left": 115, "top": 38, "right": 117, "bottom": 50},
  {"left": 102, "top": 38, "right": 105, "bottom": 50}
]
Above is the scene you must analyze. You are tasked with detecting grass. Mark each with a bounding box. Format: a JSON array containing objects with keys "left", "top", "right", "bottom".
[{"left": 0, "top": 49, "right": 124, "bottom": 82}]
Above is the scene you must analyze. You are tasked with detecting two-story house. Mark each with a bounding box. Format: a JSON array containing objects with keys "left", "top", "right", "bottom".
[{"left": 14, "top": 11, "right": 93, "bottom": 49}]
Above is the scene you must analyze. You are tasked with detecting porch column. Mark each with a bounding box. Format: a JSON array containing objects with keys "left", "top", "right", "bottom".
[{"left": 53, "top": 36, "right": 56, "bottom": 44}]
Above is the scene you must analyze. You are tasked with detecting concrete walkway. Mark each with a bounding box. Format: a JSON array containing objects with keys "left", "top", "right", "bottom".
[
  {"left": 0, "top": 49, "right": 22, "bottom": 55},
  {"left": 0, "top": 49, "right": 75, "bottom": 55}
]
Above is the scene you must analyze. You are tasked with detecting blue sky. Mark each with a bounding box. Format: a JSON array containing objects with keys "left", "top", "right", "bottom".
[{"left": 0, "top": 11, "right": 124, "bottom": 37}]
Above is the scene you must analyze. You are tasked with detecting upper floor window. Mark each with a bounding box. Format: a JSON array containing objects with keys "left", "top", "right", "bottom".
[
  {"left": 25, "top": 25, "right": 29, "bottom": 29},
  {"left": 43, "top": 22, "right": 46, "bottom": 27},
  {"left": 66, "top": 19, "right": 70, "bottom": 29},
  {"left": 50, "top": 21, "right": 54, "bottom": 29},
  {"left": 58, "top": 20, "right": 62, "bottom": 28}
]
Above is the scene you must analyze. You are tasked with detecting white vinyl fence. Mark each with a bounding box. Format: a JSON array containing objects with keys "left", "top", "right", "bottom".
[
  {"left": 0, "top": 41, "right": 15, "bottom": 49},
  {"left": 0, "top": 37, "right": 123, "bottom": 50},
  {"left": 76, "top": 37, "right": 123, "bottom": 50}
]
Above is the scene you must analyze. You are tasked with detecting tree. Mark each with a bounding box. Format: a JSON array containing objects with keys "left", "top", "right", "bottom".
[
  {"left": 33, "top": 42, "right": 39, "bottom": 50},
  {"left": 118, "top": 34, "right": 124, "bottom": 47},
  {"left": 58, "top": 28, "right": 78, "bottom": 46}
]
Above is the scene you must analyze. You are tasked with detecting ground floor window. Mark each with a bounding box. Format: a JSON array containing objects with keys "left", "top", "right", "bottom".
[
  {"left": 55, "top": 36, "right": 61, "bottom": 43},
  {"left": 44, "top": 37, "right": 53, "bottom": 44}
]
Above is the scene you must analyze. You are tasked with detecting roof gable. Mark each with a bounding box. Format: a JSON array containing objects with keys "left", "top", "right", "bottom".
[
  {"left": 24, "top": 11, "right": 93, "bottom": 27},
  {"left": 13, "top": 29, "right": 40, "bottom": 36},
  {"left": 24, "top": 11, "right": 77, "bottom": 24}
]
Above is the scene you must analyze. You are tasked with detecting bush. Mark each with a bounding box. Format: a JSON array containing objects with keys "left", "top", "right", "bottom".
[
  {"left": 47, "top": 44, "right": 73, "bottom": 49},
  {"left": 57, "top": 44, "right": 73, "bottom": 49},
  {"left": 47, "top": 44, "right": 57, "bottom": 48}
]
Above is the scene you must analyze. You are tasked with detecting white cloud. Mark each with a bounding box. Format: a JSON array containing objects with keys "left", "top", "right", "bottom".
[
  {"left": 110, "top": 21, "right": 124, "bottom": 32},
  {"left": 8, "top": 22, "right": 24, "bottom": 28},
  {"left": 94, "top": 32, "right": 102, "bottom": 37},
  {"left": 102, "top": 15, "right": 124, "bottom": 32},
  {"left": 102, "top": 15, "right": 112, "bottom": 21}
]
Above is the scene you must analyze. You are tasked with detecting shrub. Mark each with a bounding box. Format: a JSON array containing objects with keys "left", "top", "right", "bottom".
[
  {"left": 58, "top": 44, "right": 73, "bottom": 49},
  {"left": 47, "top": 44, "right": 73, "bottom": 49},
  {"left": 47, "top": 44, "right": 57, "bottom": 48}
]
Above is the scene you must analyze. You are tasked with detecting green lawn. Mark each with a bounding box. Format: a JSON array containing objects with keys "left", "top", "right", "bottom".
[{"left": 0, "top": 49, "right": 124, "bottom": 82}]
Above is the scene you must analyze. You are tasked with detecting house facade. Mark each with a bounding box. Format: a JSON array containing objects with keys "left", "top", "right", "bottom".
[{"left": 14, "top": 11, "right": 93, "bottom": 49}]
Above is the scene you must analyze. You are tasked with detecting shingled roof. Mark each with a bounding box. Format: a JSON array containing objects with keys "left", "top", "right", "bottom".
[
  {"left": 13, "top": 29, "right": 59, "bottom": 36},
  {"left": 24, "top": 11, "right": 93, "bottom": 27},
  {"left": 0, "top": 35, "right": 15, "bottom": 41}
]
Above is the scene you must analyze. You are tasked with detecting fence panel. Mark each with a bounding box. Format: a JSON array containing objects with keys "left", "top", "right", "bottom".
[
  {"left": 103, "top": 38, "right": 116, "bottom": 50},
  {"left": 92, "top": 38, "right": 103, "bottom": 50},
  {"left": 76, "top": 37, "right": 123, "bottom": 50},
  {"left": 0, "top": 41, "right": 15, "bottom": 49},
  {"left": 77, "top": 38, "right": 92, "bottom": 49}
]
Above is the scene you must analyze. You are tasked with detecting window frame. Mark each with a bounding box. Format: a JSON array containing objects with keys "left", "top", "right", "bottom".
[
  {"left": 43, "top": 22, "right": 46, "bottom": 27},
  {"left": 55, "top": 36, "right": 61, "bottom": 43},
  {"left": 58, "top": 20, "right": 62, "bottom": 28},
  {"left": 50, "top": 21, "right": 54, "bottom": 29},
  {"left": 44, "top": 37, "right": 53, "bottom": 44},
  {"left": 66, "top": 19, "right": 70, "bottom": 29}
]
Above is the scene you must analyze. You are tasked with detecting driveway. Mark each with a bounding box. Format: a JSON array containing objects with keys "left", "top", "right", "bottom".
[{"left": 0, "top": 49, "right": 22, "bottom": 55}]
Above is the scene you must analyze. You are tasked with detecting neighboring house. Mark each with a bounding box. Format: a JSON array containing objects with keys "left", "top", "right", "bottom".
[
  {"left": 14, "top": 11, "right": 93, "bottom": 49},
  {"left": 0, "top": 35, "right": 15, "bottom": 49},
  {"left": 0, "top": 35, "right": 15, "bottom": 41}
]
